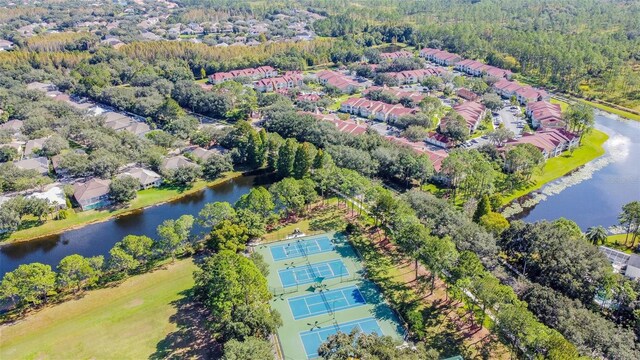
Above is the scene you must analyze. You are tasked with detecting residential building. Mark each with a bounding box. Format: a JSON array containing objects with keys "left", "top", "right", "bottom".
[
  {"left": 503, "top": 128, "right": 579, "bottom": 159},
  {"left": 385, "top": 68, "right": 445, "bottom": 84},
  {"left": 426, "top": 132, "right": 455, "bottom": 149},
  {"left": 73, "top": 178, "right": 112, "bottom": 211},
  {"left": 420, "top": 48, "right": 462, "bottom": 66},
  {"left": 492, "top": 79, "right": 549, "bottom": 104},
  {"left": 526, "top": 101, "right": 565, "bottom": 129},
  {"left": 379, "top": 50, "right": 414, "bottom": 61},
  {"left": 161, "top": 155, "right": 197, "bottom": 171},
  {"left": 27, "top": 186, "right": 67, "bottom": 210},
  {"left": 209, "top": 66, "right": 278, "bottom": 84},
  {"left": 454, "top": 59, "right": 512, "bottom": 79},
  {"left": 599, "top": 246, "right": 640, "bottom": 280},
  {"left": 118, "top": 167, "right": 162, "bottom": 189},
  {"left": 23, "top": 137, "right": 48, "bottom": 158},
  {"left": 456, "top": 88, "right": 479, "bottom": 102},
  {"left": 14, "top": 156, "right": 49, "bottom": 174},
  {"left": 0, "top": 119, "right": 24, "bottom": 135},
  {"left": 303, "top": 111, "right": 368, "bottom": 136},
  {"left": 254, "top": 73, "right": 303, "bottom": 92},
  {"left": 185, "top": 146, "right": 220, "bottom": 162},
  {"left": 363, "top": 86, "right": 426, "bottom": 103},
  {"left": 316, "top": 70, "right": 362, "bottom": 93},
  {"left": 340, "top": 97, "right": 416, "bottom": 122},
  {"left": 440, "top": 101, "right": 486, "bottom": 134},
  {"left": 0, "top": 39, "right": 14, "bottom": 51}
]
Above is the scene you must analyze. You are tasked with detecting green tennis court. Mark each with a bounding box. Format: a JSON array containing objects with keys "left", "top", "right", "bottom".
[{"left": 255, "top": 232, "right": 405, "bottom": 360}]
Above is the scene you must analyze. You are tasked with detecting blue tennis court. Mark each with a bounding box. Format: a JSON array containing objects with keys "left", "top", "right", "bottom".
[
  {"left": 300, "top": 317, "right": 384, "bottom": 358},
  {"left": 278, "top": 259, "right": 349, "bottom": 288},
  {"left": 270, "top": 236, "right": 334, "bottom": 261},
  {"left": 288, "top": 285, "right": 366, "bottom": 320}
]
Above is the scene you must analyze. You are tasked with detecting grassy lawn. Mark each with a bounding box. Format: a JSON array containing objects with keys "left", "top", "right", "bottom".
[
  {"left": 502, "top": 129, "right": 608, "bottom": 204},
  {"left": 4, "top": 172, "right": 241, "bottom": 244},
  {"left": 604, "top": 234, "right": 638, "bottom": 253},
  {"left": 0, "top": 259, "right": 198, "bottom": 360},
  {"left": 328, "top": 93, "right": 360, "bottom": 111},
  {"left": 550, "top": 97, "right": 570, "bottom": 111}
]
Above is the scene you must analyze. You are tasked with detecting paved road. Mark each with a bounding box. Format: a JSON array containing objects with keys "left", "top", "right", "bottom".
[{"left": 498, "top": 106, "right": 524, "bottom": 136}]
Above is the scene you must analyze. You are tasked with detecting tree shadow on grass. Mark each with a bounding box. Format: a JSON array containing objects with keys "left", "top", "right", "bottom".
[{"left": 150, "top": 288, "right": 221, "bottom": 360}]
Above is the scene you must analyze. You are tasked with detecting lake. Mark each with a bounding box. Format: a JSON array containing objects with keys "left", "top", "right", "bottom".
[
  {"left": 517, "top": 113, "right": 640, "bottom": 229},
  {"left": 0, "top": 174, "right": 273, "bottom": 276}
]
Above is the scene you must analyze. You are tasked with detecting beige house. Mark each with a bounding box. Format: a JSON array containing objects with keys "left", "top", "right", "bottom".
[
  {"left": 118, "top": 167, "right": 162, "bottom": 189},
  {"left": 73, "top": 178, "right": 112, "bottom": 211}
]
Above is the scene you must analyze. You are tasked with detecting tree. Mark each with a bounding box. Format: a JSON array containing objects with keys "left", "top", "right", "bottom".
[
  {"left": 564, "top": 103, "right": 595, "bottom": 142},
  {"left": 108, "top": 245, "right": 139, "bottom": 275},
  {"left": 56, "top": 254, "right": 103, "bottom": 293},
  {"left": 116, "top": 235, "right": 154, "bottom": 266},
  {"left": 440, "top": 111, "right": 469, "bottom": 144},
  {"left": 395, "top": 218, "right": 429, "bottom": 280},
  {"left": 402, "top": 125, "right": 429, "bottom": 142},
  {"left": 479, "top": 212, "right": 510, "bottom": 235},
  {"left": 473, "top": 195, "right": 492, "bottom": 222},
  {"left": 420, "top": 235, "right": 459, "bottom": 293},
  {"left": 504, "top": 143, "right": 544, "bottom": 183},
  {"left": 481, "top": 93, "right": 503, "bottom": 111},
  {"left": 198, "top": 202, "right": 236, "bottom": 228},
  {"left": 318, "top": 330, "right": 439, "bottom": 360},
  {"left": 164, "top": 165, "right": 202, "bottom": 186},
  {"left": 109, "top": 175, "right": 139, "bottom": 204},
  {"left": 487, "top": 127, "right": 514, "bottom": 147},
  {"left": 41, "top": 135, "right": 69, "bottom": 157},
  {"left": 235, "top": 187, "right": 275, "bottom": 218},
  {"left": 619, "top": 201, "right": 640, "bottom": 246},
  {"left": 246, "top": 130, "right": 265, "bottom": 168},
  {"left": 270, "top": 178, "right": 305, "bottom": 217},
  {"left": 207, "top": 220, "right": 250, "bottom": 252},
  {"left": 276, "top": 138, "right": 297, "bottom": 178},
  {"left": 156, "top": 215, "right": 194, "bottom": 260},
  {"left": 223, "top": 337, "right": 273, "bottom": 360},
  {"left": 0, "top": 263, "right": 56, "bottom": 308},
  {"left": 194, "top": 251, "right": 272, "bottom": 323},
  {"left": 0, "top": 146, "right": 18, "bottom": 162},
  {"left": 202, "top": 153, "right": 233, "bottom": 180},
  {"left": 293, "top": 142, "right": 315, "bottom": 179}
]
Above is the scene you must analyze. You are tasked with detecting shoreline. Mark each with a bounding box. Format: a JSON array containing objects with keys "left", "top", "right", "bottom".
[
  {"left": 0, "top": 172, "right": 242, "bottom": 246},
  {"left": 500, "top": 129, "right": 609, "bottom": 206}
]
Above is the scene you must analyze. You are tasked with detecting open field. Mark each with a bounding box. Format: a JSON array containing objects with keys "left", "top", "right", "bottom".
[
  {"left": 3, "top": 172, "right": 240, "bottom": 244},
  {"left": 0, "top": 259, "right": 199, "bottom": 360},
  {"left": 502, "top": 129, "right": 609, "bottom": 204}
]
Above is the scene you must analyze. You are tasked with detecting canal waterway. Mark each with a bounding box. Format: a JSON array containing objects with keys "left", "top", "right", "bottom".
[{"left": 0, "top": 174, "right": 272, "bottom": 276}]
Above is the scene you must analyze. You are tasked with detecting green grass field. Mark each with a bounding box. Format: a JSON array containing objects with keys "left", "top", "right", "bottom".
[
  {"left": 4, "top": 172, "right": 240, "bottom": 244},
  {"left": 0, "top": 259, "right": 197, "bottom": 360},
  {"left": 502, "top": 129, "right": 608, "bottom": 204}
]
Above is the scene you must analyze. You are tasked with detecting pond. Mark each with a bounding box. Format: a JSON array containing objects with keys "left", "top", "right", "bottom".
[
  {"left": 515, "top": 113, "right": 640, "bottom": 230},
  {"left": 0, "top": 174, "right": 273, "bottom": 276}
]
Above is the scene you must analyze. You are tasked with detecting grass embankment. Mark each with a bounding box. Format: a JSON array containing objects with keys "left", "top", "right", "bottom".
[
  {"left": 501, "top": 129, "right": 609, "bottom": 204},
  {"left": 577, "top": 98, "right": 640, "bottom": 122},
  {"left": 0, "top": 259, "right": 197, "bottom": 360},
  {"left": 4, "top": 172, "right": 241, "bottom": 244}
]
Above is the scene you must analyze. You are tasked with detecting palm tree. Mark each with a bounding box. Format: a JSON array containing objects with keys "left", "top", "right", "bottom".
[{"left": 585, "top": 226, "right": 607, "bottom": 245}]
